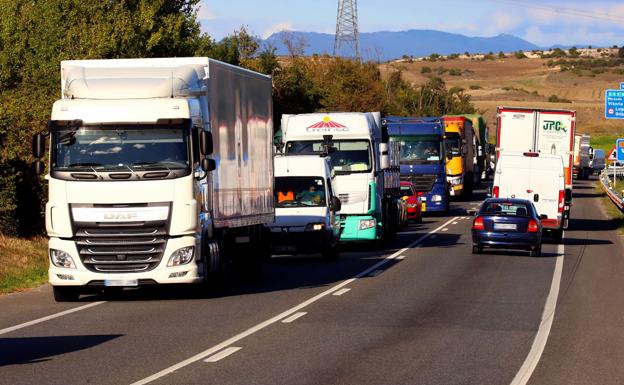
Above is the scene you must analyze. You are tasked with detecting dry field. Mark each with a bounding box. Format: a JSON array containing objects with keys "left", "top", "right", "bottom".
[{"left": 380, "top": 56, "right": 624, "bottom": 139}]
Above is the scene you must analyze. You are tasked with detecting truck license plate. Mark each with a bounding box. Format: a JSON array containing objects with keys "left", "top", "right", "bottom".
[
  {"left": 494, "top": 223, "right": 517, "bottom": 231},
  {"left": 104, "top": 279, "right": 138, "bottom": 287}
]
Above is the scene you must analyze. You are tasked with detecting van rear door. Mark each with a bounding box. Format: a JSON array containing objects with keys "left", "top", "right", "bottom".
[
  {"left": 529, "top": 157, "right": 563, "bottom": 223},
  {"left": 497, "top": 108, "right": 535, "bottom": 156},
  {"left": 497, "top": 155, "right": 532, "bottom": 201}
]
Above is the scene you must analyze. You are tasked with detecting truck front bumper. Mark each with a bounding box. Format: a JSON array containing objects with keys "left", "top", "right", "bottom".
[
  {"left": 48, "top": 236, "right": 202, "bottom": 287},
  {"left": 339, "top": 215, "right": 379, "bottom": 242}
]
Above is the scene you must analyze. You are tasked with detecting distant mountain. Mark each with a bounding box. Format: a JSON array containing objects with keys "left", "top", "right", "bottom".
[{"left": 263, "top": 30, "right": 539, "bottom": 61}]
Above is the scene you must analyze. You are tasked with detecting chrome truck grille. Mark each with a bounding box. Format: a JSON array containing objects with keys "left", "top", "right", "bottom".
[
  {"left": 401, "top": 175, "right": 437, "bottom": 193},
  {"left": 75, "top": 223, "right": 167, "bottom": 273}
]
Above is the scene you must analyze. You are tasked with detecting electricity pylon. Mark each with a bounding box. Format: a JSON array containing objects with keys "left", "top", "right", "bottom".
[{"left": 333, "top": 0, "right": 361, "bottom": 60}]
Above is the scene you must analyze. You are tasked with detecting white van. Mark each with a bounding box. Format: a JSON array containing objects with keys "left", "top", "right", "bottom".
[
  {"left": 266, "top": 155, "right": 342, "bottom": 259},
  {"left": 493, "top": 152, "right": 566, "bottom": 241},
  {"left": 591, "top": 149, "right": 606, "bottom": 173}
]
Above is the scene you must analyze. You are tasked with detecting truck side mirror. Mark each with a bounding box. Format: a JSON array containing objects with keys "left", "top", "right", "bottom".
[
  {"left": 331, "top": 196, "right": 342, "bottom": 212},
  {"left": 533, "top": 194, "right": 539, "bottom": 202},
  {"left": 565, "top": 189, "right": 572, "bottom": 202},
  {"left": 380, "top": 154, "right": 390, "bottom": 170},
  {"left": 201, "top": 158, "right": 216, "bottom": 172},
  {"left": 446, "top": 149, "right": 453, "bottom": 160},
  {"left": 200, "top": 131, "right": 213, "bottom": 156},
  {"left": 32, "top": 133, "right": 46, "bottom": 159},
  {"left": 34, "top": 160, "right": 45, "bottom": 175},
  {"left": 588, "top": 146, "right": 594, "bottom": 160}
]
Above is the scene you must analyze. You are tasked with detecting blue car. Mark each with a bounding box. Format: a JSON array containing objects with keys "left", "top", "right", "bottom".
[{"left": 472, "top": 198, "right": 543, "bottom": 257}]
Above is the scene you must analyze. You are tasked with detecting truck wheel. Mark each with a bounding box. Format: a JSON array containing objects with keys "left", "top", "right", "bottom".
[
  {"left": 551, "top": 229, "right": 564, "bottom": 243},
  {"left": 53, "top": 286, "right": 80, "bottom": 302},
  {"left": 472, "top": 245, "right": 482, "bottom": 254},
  {"left": 322, "top": 246, "right": 340, "bottom": 261}
]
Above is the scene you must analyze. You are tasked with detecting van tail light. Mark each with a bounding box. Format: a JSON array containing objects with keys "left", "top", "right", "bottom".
[
  {"left": 472, "top": 216, "right": 485, "bottom": 230},
  {"left": 558, "top": 190, "right": 565, "bottom": 213},
  {"left": 492, "top": 186, "right": 499, "bottom": 198},
  {"left": 527, "top": 219, "right": 539, "bottom": 233}
]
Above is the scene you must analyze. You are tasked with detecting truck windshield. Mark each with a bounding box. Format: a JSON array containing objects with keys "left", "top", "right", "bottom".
[
  {"left": 52, "top": 124, "right": 190, "bottom": 172},
  {"left": 395, "top": 135, "right": 444, "bottom": 164},
  {"left": 445, "top": 133, "right": 461, "bottom": 157},
  {"left": 275, "top": 177, "right": 326, "bottom": 208},
  {"left": 285, "top": 140, "right": 371, "bottom": 174}
]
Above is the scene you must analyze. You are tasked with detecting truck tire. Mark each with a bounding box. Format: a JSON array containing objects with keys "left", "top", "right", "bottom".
[
  {"left": 321, "top": 246, "right": 340, "bottom": 261},
  {"left": 551, "top": 229, "right": 564, "bottom": 243},
  {"left": 53, "top": 286, "right": 80, "bottom": 302}
]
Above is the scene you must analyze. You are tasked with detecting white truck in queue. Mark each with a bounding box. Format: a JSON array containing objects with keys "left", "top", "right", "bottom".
[
  {"left": 279, "top": 113, "right": 402, "bottom": 243},
  {"left": 32, "top": 58, "right": 274, "bottom": 301},
  {"left": 495, "top": 106, "right": 575, "bottom": 238},
  {"left": 267, "top": 154, "right": 342, "bottom": 259},
  {"left": 573, "top": 134, "right": 593, "bottom": 180}
]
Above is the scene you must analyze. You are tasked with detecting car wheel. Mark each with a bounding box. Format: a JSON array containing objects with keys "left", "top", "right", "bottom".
[
  {"left": 530, "top": 245, "right": 542, "bottom": 257},
  {"left": 472, "top": 245, "right": 482, "bottom": 254},
  {"left": 53, "top": 286, "right": 80, "bottom": 302}
]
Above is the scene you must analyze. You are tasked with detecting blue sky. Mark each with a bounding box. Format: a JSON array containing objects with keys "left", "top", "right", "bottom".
[{"left": 198, "top": 0, "right": 624, "bottom": 47}]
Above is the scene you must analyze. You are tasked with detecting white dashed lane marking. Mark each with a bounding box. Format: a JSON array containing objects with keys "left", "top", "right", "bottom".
[
  {"left": 203, "top": 347, "right": 242, "bottom": 363},
  {"left": 333, "top": 288, "right": 351, "bottom": 296},
  {"left": 281, "top": 312, "right": 307, "bottom": 323}
]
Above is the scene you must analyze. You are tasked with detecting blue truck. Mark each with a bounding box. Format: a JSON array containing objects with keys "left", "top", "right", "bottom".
[{"left": 384, "top": 117, "right": 449, "bottom": 214}]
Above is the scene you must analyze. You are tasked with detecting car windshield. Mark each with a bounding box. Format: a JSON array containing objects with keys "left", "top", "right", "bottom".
[
  {"left": 445, "top": 133, "right": 461, "bottom": 157},
  {"left": 275, "top": 176, "right": 326, "bottom": 208},
  {"left": 285, "top": 140, "right": 371, "bottom": 174},
  {"left": 400, "top": 186, "right": 413, "bottom": 196},
  {"left": 394, "top": 135, "right": 444, "bottom": 164},
  {"left": 482, "top": 202, "right": 531, "bottom": 217},
  {"left": 52, "top": 124, "right": 190, "bottom": 172}
]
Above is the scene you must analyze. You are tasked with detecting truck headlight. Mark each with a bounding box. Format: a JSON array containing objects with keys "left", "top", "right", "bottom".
[
  {"left": 358, "top": 219, "right": 376, "bottom": 230},
  {"left": 167, "top": 246, "right": 195, "bottom": 267},
  {"left": 305, "top": 223, "right": 325, "bottom": 231},
  {"left": 450, "top": 177, "right": 463, "bottom": 186},
  {"left": 431, "top": 195, "right": 443, "bottom": 202},
  {"left": 50, "top": 249, "right": 76, "bottom": 269}
]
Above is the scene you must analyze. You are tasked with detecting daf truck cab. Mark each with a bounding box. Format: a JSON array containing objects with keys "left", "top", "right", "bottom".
[
  {"left": 385, "top": 117, "right": 449, "bottom": 213},
  {"left": 267, "top": 155, "right": 342, "bottom": 259},
  {"left": 280, "top": 113, "right": 401, "bottom": 243},
  {"left": 493, "top": 152, "right": 566, "bottom": 241},
  {"left": 32, "top": 58, "right": 274, "bottom": 301}
]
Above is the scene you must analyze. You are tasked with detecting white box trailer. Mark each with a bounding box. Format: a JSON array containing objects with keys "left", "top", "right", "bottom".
[
  {"left": 32, "top": 58, "right": 274, "bottom": 301},
  {"left": 573, "top": 134, "right": 593, "bottom": 179},
  {"left": 496, "top": 106, "right": 575, "bottom": 228}
]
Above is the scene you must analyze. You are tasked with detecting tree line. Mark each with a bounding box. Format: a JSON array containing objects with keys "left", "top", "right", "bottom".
[{"left": 0, "top": 0, "right": 475, "bottom": 236}]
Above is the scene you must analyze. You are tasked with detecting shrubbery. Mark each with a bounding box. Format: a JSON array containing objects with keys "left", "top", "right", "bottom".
[{"left": 0, "top": 1, "right": 477, "bottom": 236}]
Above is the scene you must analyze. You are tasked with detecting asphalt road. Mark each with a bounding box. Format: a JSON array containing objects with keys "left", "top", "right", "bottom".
[{"left": 1, "top": 178, "right": 623, "bottom": 385}]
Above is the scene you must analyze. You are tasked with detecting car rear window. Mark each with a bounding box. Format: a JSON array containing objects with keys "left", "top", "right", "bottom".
[{"left": 482, "top": 202, "right": 530, "bottom": 217}]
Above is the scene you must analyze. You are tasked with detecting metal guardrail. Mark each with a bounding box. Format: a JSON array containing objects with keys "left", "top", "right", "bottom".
[{"left": 600, "top": 170, "right": 624, "bottom": 212}]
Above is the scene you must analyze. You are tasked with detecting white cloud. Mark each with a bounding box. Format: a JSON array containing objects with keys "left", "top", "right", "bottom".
[
  {"left": 262, "top": 22, "right": 294, "bottom": 39},
  {"left": 197, "top": 3, "right": 216, "bottom": 21}
]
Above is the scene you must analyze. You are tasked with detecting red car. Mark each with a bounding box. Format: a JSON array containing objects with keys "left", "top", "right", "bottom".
[{"left": 400, "top": 181, "right": 423, "bottom": 223}]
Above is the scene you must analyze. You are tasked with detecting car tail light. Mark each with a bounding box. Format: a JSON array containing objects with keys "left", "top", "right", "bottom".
[
  {"left": 492, "top": 186, "right": 499, "bottom": 198},
  {"left": 558, "top": 190, "right": 564, "bottom": 213},
  {"left": 417, "top": 192, "right": 423, "bottom": 196},
  {"left": 527, "top": 219, "right": 539, "bottom": 233},
  {"left": 472, "top": 216, "right": 485, "bottom": 230}
]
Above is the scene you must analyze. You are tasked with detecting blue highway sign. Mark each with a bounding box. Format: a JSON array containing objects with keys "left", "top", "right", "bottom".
[
  {"left": 617, "top": 138, "right": 624, "bottom": 162},
  {"left": 606, "top": 90, "right": 624, "bottom": 119}
]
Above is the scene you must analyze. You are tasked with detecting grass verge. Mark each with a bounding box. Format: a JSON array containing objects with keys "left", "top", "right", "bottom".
[
  {"left": 594, "top": 180, "right": 624, "bottom": 235},
  {"left": 0, "top": 235, "right": 48, "bottom": 294}
]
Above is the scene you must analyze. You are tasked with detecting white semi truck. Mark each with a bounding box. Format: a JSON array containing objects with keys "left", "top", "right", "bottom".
[
  {"left": 32, "top": 58, "right": 274, "bottom": 301},
  {"left": 279, "top": 113, "right": 401, "bottom": 242}
]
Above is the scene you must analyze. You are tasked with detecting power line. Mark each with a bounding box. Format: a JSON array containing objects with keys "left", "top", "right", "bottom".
[{"left": 485, "top": 0, "right": 624, "bottom": 23}]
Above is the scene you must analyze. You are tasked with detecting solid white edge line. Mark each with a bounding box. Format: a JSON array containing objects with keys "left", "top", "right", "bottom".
[
  {"left": 333, "top": 288, "right": 351, "bottom": 296},
  {"left": 395, "top": 256, "right": 406, "bottom": 260},
  {"left": 203, "top": 347, "right": 242, "bottom": 363},
  {"left": 0, "top": 301, "right": 106, "bottom": 336},
  {"left": 281, "top": 312, "right": 307, "bottom": 323},
  {"left": 510, "top": 242, "right": 564, "bottom": 385},
  {"left": 130, "top": 216, "right": 460, "bottom": 385}
]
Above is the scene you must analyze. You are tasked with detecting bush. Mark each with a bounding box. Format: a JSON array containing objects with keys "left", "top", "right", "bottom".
[
  {"left": 548, "top": 95, "right": 572, "bottom": 103},
  {"left": 421, "top": 66, "right": 432, "bottom": 74},
  {"left": 469, "top": 85, "right": 482, "bottom": 90},
  {"left": 515, "top": 51, "right": 527, "bottom": 59}
]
